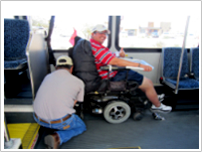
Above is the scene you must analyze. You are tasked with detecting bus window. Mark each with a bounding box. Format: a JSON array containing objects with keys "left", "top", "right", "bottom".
[
  {"left": 119, "top": 8, "right": 200, "bottom": 49},
  {"left": 51, "top": 15, "right": 109, "bottom": 50},
  {"left": 30, "top": 16, "right": 50, "bottom": 35}
]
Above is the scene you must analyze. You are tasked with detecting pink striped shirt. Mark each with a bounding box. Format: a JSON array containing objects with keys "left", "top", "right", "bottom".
[{"left": 90, "top": 39, "right": 117, "bottom": 79}]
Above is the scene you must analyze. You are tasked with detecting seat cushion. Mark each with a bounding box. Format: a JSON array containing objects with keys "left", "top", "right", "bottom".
[
  {"left": 165, "top": 78, "right": 199, "bottom": 90},
  {"left": 4, "top": 59, "right": 27, "bottom": 70}
]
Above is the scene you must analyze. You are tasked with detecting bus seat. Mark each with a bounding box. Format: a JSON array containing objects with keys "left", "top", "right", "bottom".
[
  {"left": 26, "top": 33, "right": 50, "bottom": 99},
  {"left": 4, "top": 19, "right": 30, "bottom": 97},
  {"left": 190, "top": 47, "right": 199, "bottom": 81},
  {"left": 161, "top": 47, "right": 199, "bottom": 90},
  {"left": 4, "top": 19, "right": 29, "bottom": 70}
]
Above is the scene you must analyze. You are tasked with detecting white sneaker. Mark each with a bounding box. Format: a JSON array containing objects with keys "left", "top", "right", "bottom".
[
  {"left": 151, "top": 103, "right": 172, "bottom": 113},
  {"left": 158, "top": 94, "right": 165, "bottom": 102}
]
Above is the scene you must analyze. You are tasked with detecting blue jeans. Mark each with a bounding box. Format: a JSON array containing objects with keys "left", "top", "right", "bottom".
[{"left": 33, "top": 113, "right": 86, "bottom": 145}]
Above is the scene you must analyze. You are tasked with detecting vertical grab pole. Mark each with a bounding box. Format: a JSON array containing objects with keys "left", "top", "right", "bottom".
[
  {"left": 175, "top": 16, "right": 190, "bottom": 94},
  {"left": 4, "top": 114, "right": 13, "bottom": 148},
  {"left": 4, "top": 116, "right": 10, "bottom": 142}
]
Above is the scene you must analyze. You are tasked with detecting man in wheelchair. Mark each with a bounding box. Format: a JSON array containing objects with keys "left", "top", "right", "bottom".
[{"left": 70, "top": 25, "right": 172, "bottom": 124}]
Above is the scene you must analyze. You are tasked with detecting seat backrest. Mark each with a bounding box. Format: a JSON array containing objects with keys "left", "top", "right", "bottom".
[
  {"left": 162, "top": 47, "right": 189, "bottom": 79},
  {"left": 4, "top": 19, "right": 29, "bottom": 69},
  {"left": 71, "top": 38, "right": 102, "bottom": 93},
  {"left": 190, "top": 47, "right": 199, "bottom": 80}
]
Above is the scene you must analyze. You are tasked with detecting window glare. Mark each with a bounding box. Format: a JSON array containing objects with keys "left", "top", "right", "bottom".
[
  {"left": 119, "top": 13, "right": 200, "bottom": 48},
  {"left": 51, "top": 15, "right": 109, "bottom": 49}
]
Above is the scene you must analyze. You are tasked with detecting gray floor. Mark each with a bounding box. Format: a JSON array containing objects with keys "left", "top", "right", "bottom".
[{"left": 35, "top": 110, "right": 199, "bottom": 149}]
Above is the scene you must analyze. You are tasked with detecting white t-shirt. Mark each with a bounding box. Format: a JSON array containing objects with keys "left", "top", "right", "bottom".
[{"left": 33, "top": 69, "right": 84, "bottom": 120}]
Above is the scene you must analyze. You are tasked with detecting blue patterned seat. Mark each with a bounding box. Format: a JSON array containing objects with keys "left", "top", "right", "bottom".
[
  {"left": 4, "top": 19, "right": 30, "bottom": 70},
  {"left": 190, "top": 47, "right": 199, "bottom": 81},
  {"left": 161, "top": 47, "right": 199, "bottom": 90}
]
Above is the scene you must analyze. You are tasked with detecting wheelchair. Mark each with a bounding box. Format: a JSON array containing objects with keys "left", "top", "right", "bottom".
[{"left": 71, "top": 37, "right": 165, "bottom": 124}]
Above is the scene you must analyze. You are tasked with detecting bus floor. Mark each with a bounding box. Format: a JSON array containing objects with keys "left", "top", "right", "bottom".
[{"left": 34, "top": 109, "right": 199, "bottom": 149}]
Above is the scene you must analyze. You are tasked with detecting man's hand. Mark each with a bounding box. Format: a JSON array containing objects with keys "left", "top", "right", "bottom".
[
  {"left": 74, "top": 100, "right": 78, "bottom": 106},
  {"left": 140, "top": 64, "right": 152, "bottom": 71},
  {"left": 119, "top": 48, "right": 125, "bottom": 58}
]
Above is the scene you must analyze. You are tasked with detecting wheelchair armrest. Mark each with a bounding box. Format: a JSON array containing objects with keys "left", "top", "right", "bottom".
[
  {"left": 100, "top": 65, "right": 144, "bottom": 84},
  {"left": 100, "top": 65, "right": 126, "bottom": 71}
]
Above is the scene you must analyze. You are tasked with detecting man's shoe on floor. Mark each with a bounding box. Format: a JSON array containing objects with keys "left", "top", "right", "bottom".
[
  {"left": 151, "top": 103, "right": 172, "bottom": 113},
  {"left": 158, "top": 94, "right": 165, "bottom": 102},
  {"left": 44, "top": 133, "right": 60, "bottom": 149}
]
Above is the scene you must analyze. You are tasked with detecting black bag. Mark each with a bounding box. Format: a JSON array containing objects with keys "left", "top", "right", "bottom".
[
  {"left": 107, "top": 81, "right": 138, "bottom": 92},
  {"left": 108, "top": 81, "right": 127, "bottom": 92}
]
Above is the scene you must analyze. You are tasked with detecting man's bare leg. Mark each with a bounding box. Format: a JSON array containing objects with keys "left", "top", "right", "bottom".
[
  {"left": 138, "top": 77, "right": 161, "bottom": 107},
  {"left": 138, "top": 77, "right": 172, "bottom": 113}
]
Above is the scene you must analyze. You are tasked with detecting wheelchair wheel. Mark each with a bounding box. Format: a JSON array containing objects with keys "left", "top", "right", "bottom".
[{"left": 103, "top": 101, "right": 131, "bottom": 124}]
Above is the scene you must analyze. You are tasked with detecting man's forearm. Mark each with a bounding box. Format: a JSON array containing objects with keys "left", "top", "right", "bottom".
[
  {"left": 109, "top": 57, "right": 140, "bottom": 67},
  {"left": 109, "top": 57, "right": 152, "bottom": 71}
]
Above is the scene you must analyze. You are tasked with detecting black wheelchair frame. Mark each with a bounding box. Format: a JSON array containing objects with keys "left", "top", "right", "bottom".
[
  {"left": 70, "top": 37, "right": 165, "bottom": 124},
  {"left": 74, "top": 65, "right": 165, "bottom": 124}
]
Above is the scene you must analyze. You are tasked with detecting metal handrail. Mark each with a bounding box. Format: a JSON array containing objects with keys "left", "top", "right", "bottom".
[
  {"left": 4, "top": 114, "right": 13, "bottom": 148},
  {"left": 4, "top": 120, "right": 10, "bottom": 142},
  {"left": 174, "top": 16, "right": 190, "bottom": 94}
]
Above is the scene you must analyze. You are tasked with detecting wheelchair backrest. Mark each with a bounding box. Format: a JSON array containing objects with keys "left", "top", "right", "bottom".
[{"left": 71, "top": 38, "right": 102, "bottom": 93}]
